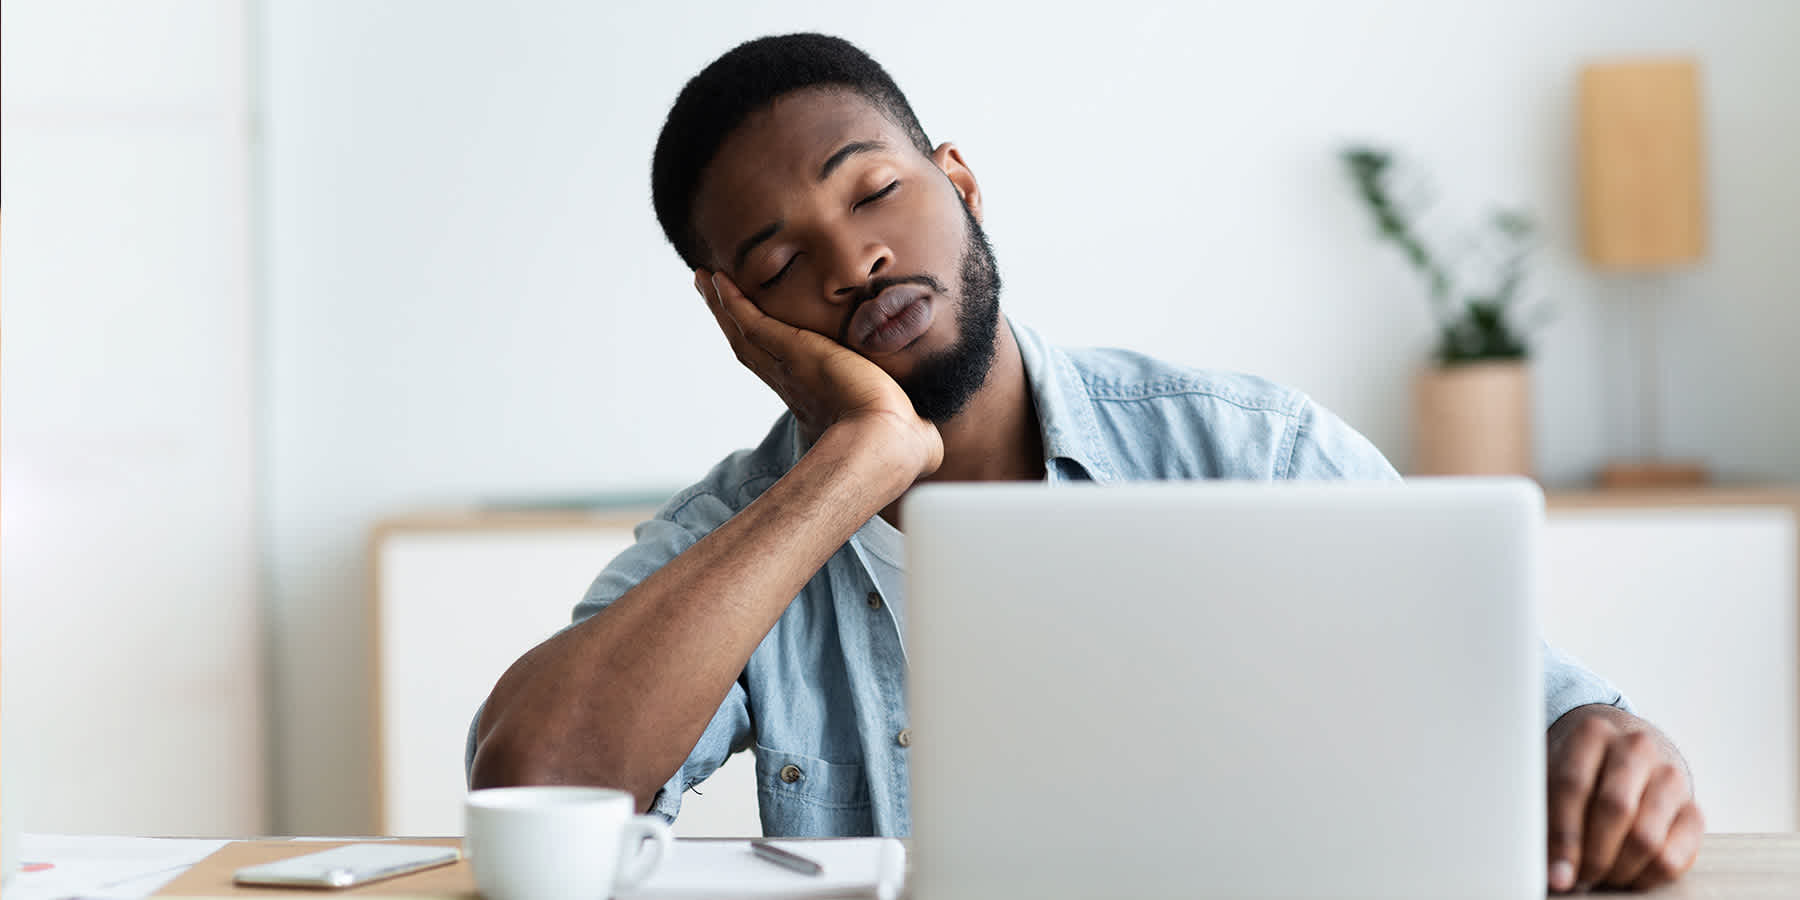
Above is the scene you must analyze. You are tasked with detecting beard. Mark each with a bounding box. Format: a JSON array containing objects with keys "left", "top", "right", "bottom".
[{"left": 896, "top": 202, "right": 1003, "bottom": 423}]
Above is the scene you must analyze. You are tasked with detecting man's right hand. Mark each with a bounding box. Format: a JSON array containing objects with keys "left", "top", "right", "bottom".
[{"left": 697, "top": 270, "right": 943, "bottom": 479}]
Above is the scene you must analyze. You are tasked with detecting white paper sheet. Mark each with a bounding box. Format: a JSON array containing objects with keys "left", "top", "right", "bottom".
[{"left": 10, "top": 834, "right": 231, "bottom": 900}]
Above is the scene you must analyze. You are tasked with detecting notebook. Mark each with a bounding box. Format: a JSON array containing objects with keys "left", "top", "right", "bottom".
[{"left": 618, "top": 838, "right": 906, "bottom": 900}]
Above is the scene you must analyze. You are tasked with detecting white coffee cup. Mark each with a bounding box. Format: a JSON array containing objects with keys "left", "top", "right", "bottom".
[{"left": 465, "top": 786, "right": 673, "bottom": 900}]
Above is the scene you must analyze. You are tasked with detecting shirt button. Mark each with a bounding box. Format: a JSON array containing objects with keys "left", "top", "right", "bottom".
[
  {"left": 896, "top": 728, "right": 913, "bottom": 748},
  {"left": 866, "top": 591, "right": 883, "bottom": 610},
  {"left": 779, "top": 764, "right": 803, "bottom": 784}
]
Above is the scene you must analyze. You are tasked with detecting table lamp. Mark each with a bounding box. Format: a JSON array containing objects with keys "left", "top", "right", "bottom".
[{"left": 1577, "top": 57, "right": 1710, "bottom": 488}]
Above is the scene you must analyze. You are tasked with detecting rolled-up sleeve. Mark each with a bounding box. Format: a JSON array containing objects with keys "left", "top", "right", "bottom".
[
  {"left": 464, "top": 497, "right": 755, "bottom": 821},
  {"left": 1543, "top": 640, "right": 1632, "bottom": 726}
]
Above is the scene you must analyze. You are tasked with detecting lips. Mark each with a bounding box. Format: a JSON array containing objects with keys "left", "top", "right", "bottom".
[{"left": 849, "top": 286, "right": 934, "bottom": 354}]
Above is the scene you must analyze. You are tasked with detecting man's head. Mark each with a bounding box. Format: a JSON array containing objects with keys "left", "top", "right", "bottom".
[{"left": 651, "top": 33, "right": 1002, "bottom": 423}]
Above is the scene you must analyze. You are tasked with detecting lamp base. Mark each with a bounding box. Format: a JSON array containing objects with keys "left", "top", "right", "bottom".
[{"left": 1597, "top": 460, "right": 1709, "bottom": 490}]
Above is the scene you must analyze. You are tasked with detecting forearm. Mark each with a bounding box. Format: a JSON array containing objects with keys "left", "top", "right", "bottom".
[{"left": 469, "top": 418, "right": 917, "bottom": 807}]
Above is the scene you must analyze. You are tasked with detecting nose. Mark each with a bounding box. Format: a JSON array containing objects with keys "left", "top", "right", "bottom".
[{"left": 825, "top": 236, "right": 893, "bottom": 302}]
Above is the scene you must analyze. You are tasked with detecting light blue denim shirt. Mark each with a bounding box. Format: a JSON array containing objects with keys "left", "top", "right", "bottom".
[{"left": 467, "top": 319, "right": 1628, "bottom": 836}]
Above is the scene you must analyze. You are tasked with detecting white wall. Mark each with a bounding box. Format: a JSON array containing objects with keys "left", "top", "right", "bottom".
[
  {"left": 0, "top": 0, "right": 266, "bottom": 834},
  {"left": 258, "top": 0, "right": 1800, "bottom": 832}
]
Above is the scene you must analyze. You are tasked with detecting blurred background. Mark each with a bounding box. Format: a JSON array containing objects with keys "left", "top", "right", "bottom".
[{"left": 3, "top": 0, "right": 1798, "bottom": 838}]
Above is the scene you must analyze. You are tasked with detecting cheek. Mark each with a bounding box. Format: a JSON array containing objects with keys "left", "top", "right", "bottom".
[
  {"left": 753, "top": 291, "right": 804, "bottom": 321},
  {"left": 756, "top": 291, "right": 838, "bottom": 334},
  {"left": 893, "top": 190, "right": 971, "bottom": 277}
]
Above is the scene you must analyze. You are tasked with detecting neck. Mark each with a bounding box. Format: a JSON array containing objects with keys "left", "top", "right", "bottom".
[{"left": 881, "top": 315, "right": 1043, "bottom": 528}]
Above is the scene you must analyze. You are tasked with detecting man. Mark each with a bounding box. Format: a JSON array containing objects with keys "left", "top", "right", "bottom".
[{"left": 469, "top": 33, "right": 1701, "bottom": 893}]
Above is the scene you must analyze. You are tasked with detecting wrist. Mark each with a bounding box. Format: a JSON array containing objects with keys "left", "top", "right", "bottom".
[{"left": 828, "top": 411, "right": 941, "bottom": 483}]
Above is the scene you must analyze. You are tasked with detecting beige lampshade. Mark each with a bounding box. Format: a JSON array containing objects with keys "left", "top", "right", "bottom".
[{"left": 1578, "top": 58, "right": 1707, "bottom": 268}]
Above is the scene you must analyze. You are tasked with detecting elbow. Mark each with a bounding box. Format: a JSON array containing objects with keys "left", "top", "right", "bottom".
[
  {"left": 468, "top": 707, "right": 569, "bottom": 790},
  {"left": 468, "top": 723, "right": 668, "bottom": 815},
  {"left": 468, "top": 726, "right": 541, "bottom": 791}
]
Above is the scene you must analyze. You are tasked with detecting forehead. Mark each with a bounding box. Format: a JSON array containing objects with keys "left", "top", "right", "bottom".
[{"left": 693, "top": 90, "right": 909, "bottom": 249}]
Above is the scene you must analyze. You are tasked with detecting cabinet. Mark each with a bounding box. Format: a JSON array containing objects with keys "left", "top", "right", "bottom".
[
  {"left": 370, "top": 510, "right": 762, "bottom": 837},
  {"left": 372, "top": 490, "right": 1799, "bottom": 836},
  {"left": 1544, "top": 489, "right": 1799, "bottom": 832}
]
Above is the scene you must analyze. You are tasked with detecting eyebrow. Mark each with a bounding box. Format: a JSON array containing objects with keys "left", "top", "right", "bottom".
[
  {"left": 732, "top": 221, "right": 783, "bottom": 273},
  {"left": 730, "top": 139, "right": 891, "bottom": 272},
  {"left": 817, "top": 139, "right": 887, "bottom": 181}
]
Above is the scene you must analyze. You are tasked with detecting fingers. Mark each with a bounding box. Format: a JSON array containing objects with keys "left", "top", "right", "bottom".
[
  {"left": 1545, "top": 710, "right": 1705, "bottom": 894},
  {"left": 1602, "top": 763, "right": 1690, "bottom": 887},
  {"left": 708, "top": 272, "right": 817, "bottom": 364},
  {"left": 1577, "top": 731, "right": 1661, "bottom": 888},
  {"left": 1627, "top": 802, "right": 1704, "bottom": 892},
  {"left": 695, "top": 269, "right": 736, "bottom": 338},
  {"left": 695, "top": 269, "right": 779, "bottom": 374},
  {"left": 1546, "top": 715, "right": 1611, "bottom": 892}
]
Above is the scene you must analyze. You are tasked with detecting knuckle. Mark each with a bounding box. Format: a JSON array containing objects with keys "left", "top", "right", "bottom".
[
  {"left": 1547, "top": 826, "right": 1582, "bottom": 853},
  {"left": 1575, "top": 715, "right": 1616, "bottom": 741},
  {"left": 1621, "top": 731, "right": 1656, "bottom": 754},
  {"left": 1548, "top": 766, "right": 1588, "bottom": 794},
  {"left": 1623, "top": 822, "right": 1660, "bottom": 855},
  {"left": 1593, "top": 785, "right": 1635, "bottom": 817}
]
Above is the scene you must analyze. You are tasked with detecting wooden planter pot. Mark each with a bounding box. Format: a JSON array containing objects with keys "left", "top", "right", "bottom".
[{"left": 1413, "top": 361, "right": 1533, "bottom": 477}]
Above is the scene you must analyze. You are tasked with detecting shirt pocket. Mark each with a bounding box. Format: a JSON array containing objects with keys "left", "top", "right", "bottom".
[{"left": 754, "top": 742, "right": 872, "bottom": 817}]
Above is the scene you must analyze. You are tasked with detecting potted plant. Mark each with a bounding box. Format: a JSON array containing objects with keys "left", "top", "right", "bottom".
[{"left": 1341, "top": 146, "right": 1550, "bottom": 477}]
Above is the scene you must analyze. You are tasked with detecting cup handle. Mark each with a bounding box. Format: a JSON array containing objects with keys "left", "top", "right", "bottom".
[{"left": 614, "top": 815, "right": 675, "bottom": 891}]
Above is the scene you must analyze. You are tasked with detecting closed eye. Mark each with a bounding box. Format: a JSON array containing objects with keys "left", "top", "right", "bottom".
[
  {"left": 855, "top": 180, "right": 900, "bottom": 209},
  {"left": 759, "top": 255, "right": 798, "bottom": 290},
  {"left": 759, "top": 181, "right": 899, "bottom": 289}
]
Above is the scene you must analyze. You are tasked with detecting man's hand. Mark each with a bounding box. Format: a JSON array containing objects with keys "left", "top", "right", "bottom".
[
  {"left": 696, "top": 270, "right": 943, "bottom": 478},
  {"left": 1546, "top": 704, "right": 1704, "bottom": 893}
]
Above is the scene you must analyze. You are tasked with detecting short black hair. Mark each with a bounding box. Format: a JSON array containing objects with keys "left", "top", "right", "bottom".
[{"left": 651, "top": 33, "right": 934, "bottom": 270}]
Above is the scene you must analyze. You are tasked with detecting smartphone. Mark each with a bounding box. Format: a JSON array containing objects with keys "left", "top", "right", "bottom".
[{"left": 233, "top": 843, "right": 460, "bottom": 888}]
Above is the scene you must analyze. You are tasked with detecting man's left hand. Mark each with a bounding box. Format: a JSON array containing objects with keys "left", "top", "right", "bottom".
[{"left": 1546, "top": 704, "right": 1704, "bottom": 893}]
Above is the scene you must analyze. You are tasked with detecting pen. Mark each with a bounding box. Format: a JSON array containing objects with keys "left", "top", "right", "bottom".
[{"left": 749, "top": 840, "right": 825, "bottom": 876}]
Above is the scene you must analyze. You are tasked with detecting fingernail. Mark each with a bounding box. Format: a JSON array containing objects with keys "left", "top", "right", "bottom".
[{"left": 1548, "top": 860, "right": 1574, "bottom": 891}]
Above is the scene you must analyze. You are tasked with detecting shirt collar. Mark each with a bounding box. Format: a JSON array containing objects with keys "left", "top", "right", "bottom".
[{"left": 1008, "top": 318, "right": 1119, "bottom": 483}]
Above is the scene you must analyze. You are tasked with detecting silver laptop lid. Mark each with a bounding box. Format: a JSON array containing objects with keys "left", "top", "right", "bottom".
[{"left": 904, "top": 479, "right": 1543, "bottom": 900}]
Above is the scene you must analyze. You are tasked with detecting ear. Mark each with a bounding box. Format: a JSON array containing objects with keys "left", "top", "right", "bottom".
[{"left": 931, "top": 142, "right": 983, "bottom": 224}]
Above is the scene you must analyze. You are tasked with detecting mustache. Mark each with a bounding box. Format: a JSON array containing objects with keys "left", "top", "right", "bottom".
[{"left": 837, "top": 274, "right": 947, "bottom": 347}]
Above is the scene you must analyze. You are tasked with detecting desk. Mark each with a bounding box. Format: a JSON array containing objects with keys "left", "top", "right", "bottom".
[
  {"left": 11, "top": 833, "right": 1799, "bottom": 899},
  {"left": 1650, "top": 833, "right": 1800, "bottom": 897}
]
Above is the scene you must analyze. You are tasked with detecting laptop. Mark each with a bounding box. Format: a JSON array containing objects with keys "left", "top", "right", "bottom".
[{"left": 903, "top": 479, "right": 1544, "bottom": 899}]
